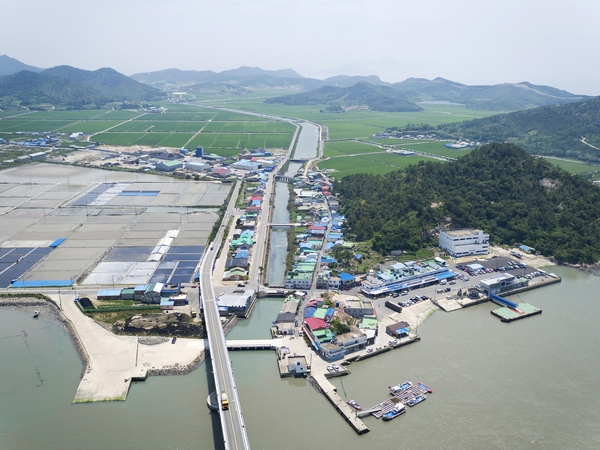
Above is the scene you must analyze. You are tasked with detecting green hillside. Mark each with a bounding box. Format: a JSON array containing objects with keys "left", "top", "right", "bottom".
[
  {"left": 390, "top": 97, "right": 600, "bottom": 162},
  {"left": 265, "top": 82, "right": 422, "bottom": 112},
  {"left": 43, "top": 66, "right": 165, "bottom": 102},
  {"left": 0, "top": 71, "right": 108, "bottom": 108},
  {"left": 335, "top": 143, "right": 600, "bottom": 263}
]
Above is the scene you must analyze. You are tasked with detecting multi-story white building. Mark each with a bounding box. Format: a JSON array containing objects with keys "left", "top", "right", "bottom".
[{"left": 439, "top": 229, "right": 489, "bottom": 258}]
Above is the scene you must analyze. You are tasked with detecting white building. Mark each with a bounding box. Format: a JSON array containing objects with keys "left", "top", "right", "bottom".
[{"left": 439, "top": 229, "right": 489, "bottom": 258}]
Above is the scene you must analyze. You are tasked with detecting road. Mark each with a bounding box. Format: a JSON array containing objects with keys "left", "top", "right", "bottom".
[{"left": 199, "top": 181, "right": 250, "bottom": 450}]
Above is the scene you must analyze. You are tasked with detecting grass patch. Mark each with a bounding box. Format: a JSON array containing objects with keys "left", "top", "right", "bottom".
[
  {"left": 317, "top": 153, "right": 432, "bottom": 179},
  {"left": 543, "top": 158, "right": 600, "bottom": 174},
  {"left": 324, "top": 140, "right": 383, "bottom": 156}
]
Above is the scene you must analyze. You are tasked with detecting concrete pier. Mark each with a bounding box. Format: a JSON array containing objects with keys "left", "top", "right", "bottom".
[{"left": 312, "top": 374, "right": 370, "bottom": 435}]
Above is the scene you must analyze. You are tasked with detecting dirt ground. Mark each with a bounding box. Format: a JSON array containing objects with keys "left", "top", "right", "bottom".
[{"left": 115, "top": 312, "right": 203, "bottom": 337}]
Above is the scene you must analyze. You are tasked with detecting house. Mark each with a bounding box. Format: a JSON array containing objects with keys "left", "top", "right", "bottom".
[
  {"left": 212, "top": 167, "right": 231, "bottom": 178},
  {"left": 344, "top": 299, "right": 374, "bottom": 318},
  {"left": 339, "top": 272, "right": 356, "bottom": 288},
  {"left": 225, "top": 257, "right": 249, "bottom": 269},
  {"left": 285, "top": 271, "right": 312, "bottom": 289},
  {"left": 328, "top": 276, "right": 341, "bottom": 290},
  {"left": 309, "top": 225, "right": 326, "bottom": 236},
  {"left": 143, "top": 283, "right": 164, "bottom": 303},
  {"left": 223, "top": 267, "right": 248, "bottom": 281},
  {"left": 386, "top": 321, "right": 411, "bottom": 338}
]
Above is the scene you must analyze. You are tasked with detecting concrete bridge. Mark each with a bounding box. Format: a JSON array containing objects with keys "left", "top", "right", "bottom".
[{"left": 268, "top": 222, "right": 301, "bottom": 228}]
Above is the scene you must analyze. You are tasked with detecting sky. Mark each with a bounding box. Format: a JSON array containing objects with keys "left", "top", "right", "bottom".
[{"left": 2, "top": 0, "right": 599, "bottom": 94}]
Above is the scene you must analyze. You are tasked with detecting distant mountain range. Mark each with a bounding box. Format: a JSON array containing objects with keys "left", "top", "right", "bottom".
[
  {"left": 0, "top": 55, "right": 590, "bottom": 112},
  {"left": 130, "top": 64, "right": 587, "bottom": 112}
]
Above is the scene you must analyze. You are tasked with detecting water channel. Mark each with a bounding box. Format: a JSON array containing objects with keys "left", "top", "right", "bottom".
[{"left": 266, "top": 122, "right": 319, "bottom": 286}]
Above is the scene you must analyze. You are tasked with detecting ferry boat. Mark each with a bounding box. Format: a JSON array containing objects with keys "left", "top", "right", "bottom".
[
  {"left": 33, "top": 309, "right": 40, "bottom": 318},
  {"left": 417, "top": 382, "right": 433, "bottom": 393},
  {"left": 347, "top": 399, "right": 362, "bottom": 410},
  {"left": 382, "top": 405, "right": 406, "bottom": 421},
  {"left": 390, "top": 381, "right": 412, "bottom": 394},
  {"left": 407, "top": 395, "right": 426, "bottom": 407}
]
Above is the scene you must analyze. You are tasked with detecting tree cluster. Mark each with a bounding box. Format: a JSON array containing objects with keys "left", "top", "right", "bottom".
[{"left": 335, "top": 143, "right": 600, "bottom": 264}]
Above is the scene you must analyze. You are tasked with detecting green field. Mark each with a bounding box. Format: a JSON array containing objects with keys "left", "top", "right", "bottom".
[
  {"left": 202, "top": 121, "right": 294, "bottom": 133},
  {"left": 324, "top": 141, "right": 384, "bottom": 157},
  {"left": 0, "top": 105, "right": 295, "bottom": 155},
  {"left": 0, "top": 120, "right": 74, "bottom": 132},
  {"left": 318, "top": 153, "right": 430, "bottom": 178},
  {"left": 23, "top": 110, "right": 108, "bottom": 120},
  {"left": 543, "top": 158, "right": 600, "bottom": 174},
  {"left": 60, "top": 121, "right": 123, "bottom": 133},
  {"left": 393, "top": 141, "right": 472, "bottom": 158}
]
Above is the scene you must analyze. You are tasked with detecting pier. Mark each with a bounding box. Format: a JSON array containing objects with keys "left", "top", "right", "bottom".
[{"left": 312, "top": 374, "right": 370, "bottom": 435}]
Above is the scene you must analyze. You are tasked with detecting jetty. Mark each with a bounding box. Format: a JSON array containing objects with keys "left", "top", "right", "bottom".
[{"left": 312, "top": 374, "right": 370, "bottom": 435}]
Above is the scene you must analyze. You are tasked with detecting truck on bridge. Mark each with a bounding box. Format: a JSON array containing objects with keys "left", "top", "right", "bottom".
[{"left": 221, "top": 391, "right": 230, "bottom": 410}]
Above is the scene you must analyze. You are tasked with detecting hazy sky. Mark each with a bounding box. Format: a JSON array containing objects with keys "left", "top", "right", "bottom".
[{"left": 3, "top": 0, "right": 599, "bottom": 94}]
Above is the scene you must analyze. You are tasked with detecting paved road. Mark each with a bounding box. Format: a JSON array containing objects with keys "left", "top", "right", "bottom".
[{"left": 199, "top": 181, "right": 250, "bottom": 450}]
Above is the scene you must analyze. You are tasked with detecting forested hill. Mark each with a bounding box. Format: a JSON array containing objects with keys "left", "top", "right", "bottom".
[
  {"left": 391, "top": 96, "right": 600, "bottom": 163},
  {"left": 335, "top": 143, "right": 600, "bottom": 264},
  {"left": 265, "top": 82, "right": 423, "bottom": 112}
]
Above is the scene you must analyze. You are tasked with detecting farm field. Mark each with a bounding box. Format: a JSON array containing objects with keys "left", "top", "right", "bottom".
[
  {"left": 0, "top": 105, "right": 295, "bottom": 155},
  {"left": 324, "top": 141, "right": 385, "bottom": 157},
  {"left": 317, "top": 152, "right": 430, "bottom": 179},
  {"left": 543, "top": 158, "right": 600, "bottom": 174},
  {"left": 393, "top": 141, "right": 472, "bottom": 158}
]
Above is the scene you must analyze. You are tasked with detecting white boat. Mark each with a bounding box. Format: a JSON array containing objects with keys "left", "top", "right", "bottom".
[
  {"left": 33, "top": 309, "right": 40, "bottom": 318},
  {"left": 390, "top": 381, "right": 412, "bottom": 394}
]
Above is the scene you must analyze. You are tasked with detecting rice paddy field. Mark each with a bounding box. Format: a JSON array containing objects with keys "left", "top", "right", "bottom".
[
  {"left": 318, "top": 153, "right": 430, "bottom": 178},
  {"left": 3, "top": 93, "right": 600, "bottom": 178},
  {"left": 0, "top": 104, "right": 296, "bottom": 156}
]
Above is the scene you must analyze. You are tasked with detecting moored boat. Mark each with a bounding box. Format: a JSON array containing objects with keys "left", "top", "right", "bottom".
[
  {"left": 33, "top": 309, "right": 40, "bottom": 318},
  {"left": 407, "top": 395, "right": 426, "bottom": 407},
  {"left": 382, "top": 405, "right": 406, "bottom": 421},
  {"left": 390, "top": 381, "right": 412, "bottom": 394},
  {"left": 417, "top": 382, "right": 432, "bottom": 393},
  {"left": 347, "top": 399, "right": 362, "bottom": 410}
]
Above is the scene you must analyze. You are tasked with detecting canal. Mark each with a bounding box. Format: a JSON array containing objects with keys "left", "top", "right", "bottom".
[{"left": 266, "top": 122, "right": 319, "bottom": 286}]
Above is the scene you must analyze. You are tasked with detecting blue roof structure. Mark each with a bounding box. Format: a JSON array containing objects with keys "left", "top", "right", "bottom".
[
  {"left": 236, "top": 250, "right": 249, "bottom": 259},
  {"left": 395, "top": 327, "right": 410, "bottom": 335},
  {"left": 304, "top": 306, "right": 316, "bottom": 318},
  {"left": 98, "top": 289, "right": 122, "bottom": 297},
  {"left": 49, "top": 238, "right": 66, "bottom": 248},
  {"left": 11, "top": 279, "right": 73, "bottom": 288},
  {"left": 339, "top": 272, "right": 355, "bottom": 282},
  {"left": 435, "top": 271, "right": 456, "bottom": 280}
]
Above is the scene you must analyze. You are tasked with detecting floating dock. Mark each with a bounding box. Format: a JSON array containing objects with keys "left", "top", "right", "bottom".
[
  {"left": 370, "top": 381, "right": 432, "bottom": 419},
  {"left": 491, "top": 302, "right": 542, "bottom": 323}
]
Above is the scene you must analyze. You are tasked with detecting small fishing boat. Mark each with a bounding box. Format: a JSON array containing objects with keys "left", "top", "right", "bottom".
[
  {"left": 389, "top": 381, "right": 412, "bottom": 394},
  {"left": 382, "top": 405, "right": 406, "bottom": 421},
  {"left": 417, "top": 382, "right": 432, "bottom": 393},
  {"left": 33, "top": 309, "right": 40, "bottom": 318},
  {"left": 347, "top": 399, "right": 362, "bottom": 410},
  {"left": 407, "top": 395, "right": 426, "bottom": 407}
]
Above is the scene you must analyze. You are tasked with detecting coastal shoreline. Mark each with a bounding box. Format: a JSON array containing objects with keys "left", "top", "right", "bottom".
[{"left": 0, "top": 295, "right": 206, "bottom": 401}]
